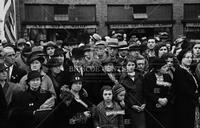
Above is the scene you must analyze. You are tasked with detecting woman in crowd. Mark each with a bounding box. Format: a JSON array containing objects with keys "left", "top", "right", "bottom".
[
  {"left": 19, "top": 51, "right": 56, "bottom": 107},
  {"left": 46, "top": 58, "right": 67, "bottom": 98},
  {"left": 54, "top": 73, "right": 94, "bottom": 128},
  {"left": 154, "top": 43, "right": 168, "bottom": 58},
  {"left": 136, "top": 55, "right": 149, "bottom": 75},
  {"left": 120, "top": 55, "right": 146, "bottom": 128},
  {"left": 9, "top": 71, "right": 53, "bottom": 128},
  {"left": 43, "top": 41, "right": 58, "bottom": 60},
  {"left": 174, "top": 49, "right": 200, "bottom": 128},
  {"left": 143, "top": 57, "right": 174, "bottom": 128},
  {"left": 100, "top": 57, "right": 120, "bottom": 86}
]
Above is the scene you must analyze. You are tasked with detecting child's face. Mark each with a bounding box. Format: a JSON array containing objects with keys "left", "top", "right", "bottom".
[
  {"left": 117, "top": 91, "right": 126, "bottom": 101},
  {"left": 103, "top": 90, "right": 113, "bottom": 102}
]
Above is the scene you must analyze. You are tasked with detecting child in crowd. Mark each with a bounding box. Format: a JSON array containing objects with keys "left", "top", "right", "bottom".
[{"left": 94, "top": 85, "right": 124, "bottom": 128}]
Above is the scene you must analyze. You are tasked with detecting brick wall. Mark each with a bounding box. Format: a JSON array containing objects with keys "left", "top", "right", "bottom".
[{"left": 16, "top": 0, "right": 200, "bottom": 40}]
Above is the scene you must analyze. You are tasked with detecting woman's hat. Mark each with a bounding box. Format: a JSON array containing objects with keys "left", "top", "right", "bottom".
[
  {"left": 27, "top": 53, "right": 45, "bottom": 65},
  {"left": 46, "top": 58, "right": 62, "bottom": 68},
  {"left": 71, "top": 48, "right": 85, "bottom": 59},
  {"left": 43, "top": 41, "right": 58, "bottom": 51},
  {"left": 27, "top": 71, "right": 43, "bottom": 83},
  {"left": 112, "top": 84, "right": 125, "bottom": 96},
  {"left": 177, "top": 49, "right": 191, "bottom": 63},
  {"left": 101, "top": 57, "right": 117, "bottom": 66},
  {"left": 70, "top": 73, "right": 82, "bottom": 83},
  {"left": 151, "top": 57, "right": 166, "bottom": 70},
  {"left": 53, "top": 48, "right": 65, "bottom": 57}
]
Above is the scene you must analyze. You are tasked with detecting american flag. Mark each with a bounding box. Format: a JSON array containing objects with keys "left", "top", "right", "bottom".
[{"left": 1, "top": 0, "right": 16, "bottom": 45}]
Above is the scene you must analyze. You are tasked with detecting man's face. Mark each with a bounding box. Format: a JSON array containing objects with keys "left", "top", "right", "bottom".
[
  {"left": 84, "top": 51, "right": 93, "bottom": 63},
  {"left": 147, "top": 39, "right": 156, "bottom": 50},
  {"left": 136, "top": 59, "right": 146, "bottom": 71},
  {"left": 5, "top": 51, "right": 16, "bottom": 65},
  {"left": 108, "top": 47, "right": 118, "bottom": 57},
  {"left": 119, "top": 50, "right": 128, "bottom": 58}
]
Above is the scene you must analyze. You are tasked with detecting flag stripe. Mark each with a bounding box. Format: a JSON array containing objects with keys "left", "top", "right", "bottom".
[
  {"left": 4, "top": 23, "right": 15, "bottom": 44},
  {"left": 3, "top": 0, "right": 16, "bottom": 44}
]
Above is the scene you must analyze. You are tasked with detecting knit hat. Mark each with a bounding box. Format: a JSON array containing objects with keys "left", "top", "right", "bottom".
[{"left": 112, "top": 84, "right": 125, "bottom": 97}]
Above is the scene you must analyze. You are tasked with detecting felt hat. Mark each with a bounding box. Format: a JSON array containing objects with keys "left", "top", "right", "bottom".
[{"left": 27, "top": 71, "right": 43, "bottom": 83}]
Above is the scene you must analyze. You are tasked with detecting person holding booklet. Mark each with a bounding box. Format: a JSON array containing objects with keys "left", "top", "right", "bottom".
[{"left": 9, "top": 71, "right": 54, "bottom": 128}]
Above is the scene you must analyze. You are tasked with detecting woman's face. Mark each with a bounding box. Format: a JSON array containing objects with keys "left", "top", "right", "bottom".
[
  {"left": 117, "top": 90, "right": 126, "bottom": 101},
  {"left": 71, "top": 81, "right": 82, "bottom": 92},
  {"left": 181, "top": 51, "right": 193, "bottom": 67},
  {"left": 30, "top": 60, "right": 42, "bottom": 71},
  {"left": 103, "top": 90, "right": 113, "bottom": 103},
  {"left": 126, "top": 61, "right": 136, "bottom": 73},
  {"left": 165, "top": 57, "right": 173, "bottom": 68},
  {"left": 51, "top": 66, "right": 61, "bottom": 74},
  {"left": 46, "top": 46, "right": 55, "bottom": 56},
  {"left": 158, "top": 46, "right": 168, "bottom": 58},
  {"left": 29, "top": 77, "right": 41, "bottom": 91},
  {"left": 104, "top": 63, "right": 114, "bottom": 73},
  {"left": 54, "top": 55, "right": 65, "bottom": 64},
  {"left": 159, "top": 64, "right": 169, "bottom": 74},
  {"left": 193, "top": 44, "right": 200, "bottom": 57}
]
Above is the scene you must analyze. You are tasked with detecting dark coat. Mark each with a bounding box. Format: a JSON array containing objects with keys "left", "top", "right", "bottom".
[
  {"left": 54, "top": 93, "right": 93, "bottom": 128},
  {"left": 0, "top": 84, "right": 9, "bottom": 128},
  {"left": 120, "top": 71, "right": 146, "bottom": 128},
  {"left": 143, "top": 71, "right": 174, "bottom": 128},
  {"left": 9, "top": 63, "right": 27, "bottom": 83},
  {"left": 173, "top": 66, "right": 199, "bottom": 128},
  {"left": 47, "top": 71, "right": 67, "bottom": 97},
  {"left": 120, "top": 71, "right": 145, "bottom": 107},
  {"left": 9, "top": 89, "right": 52, "bottom": 128},
  {"left": 83, "top": 66, "right": 104, "bottom": 105}
]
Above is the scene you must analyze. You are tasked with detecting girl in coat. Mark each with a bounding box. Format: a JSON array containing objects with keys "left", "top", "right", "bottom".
[{"left": 120, "top": 56, "right": 146, "bottom": 128}]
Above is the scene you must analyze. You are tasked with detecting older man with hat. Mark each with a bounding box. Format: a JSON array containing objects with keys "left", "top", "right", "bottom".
[{"left": 118, "top": 41, "right": 129, "bottom": 69}]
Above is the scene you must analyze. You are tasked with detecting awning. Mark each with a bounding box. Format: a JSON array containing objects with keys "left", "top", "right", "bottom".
[
  {"left": 106, "top": 20, "right": 175, "bottom": 29},
  {"left": 182, "top": 19, "right": 200, "bottom": 32},
  {"left": 22, "top": 21, "right": 98, "bottom": 29}
]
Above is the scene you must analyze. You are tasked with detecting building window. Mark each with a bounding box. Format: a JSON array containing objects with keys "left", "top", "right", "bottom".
[
  {"left": 54, "top": 5, "right": 69, "bottom": 21},
  {"left": 184, "top": 4, "right": 200, "bottom": 20},
  {"left": 133, "top": 5, "right": 148, "bottom": 19}
]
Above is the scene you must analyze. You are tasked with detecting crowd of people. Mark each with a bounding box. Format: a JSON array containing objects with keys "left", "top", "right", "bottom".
[{"left": 0, "top": 31, "right": 200, "bottom": 128}]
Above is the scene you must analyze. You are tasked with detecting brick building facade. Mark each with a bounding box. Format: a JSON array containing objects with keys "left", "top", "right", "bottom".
[{"left": 16, "top": 0, "right": 200, "bottom": 43}]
